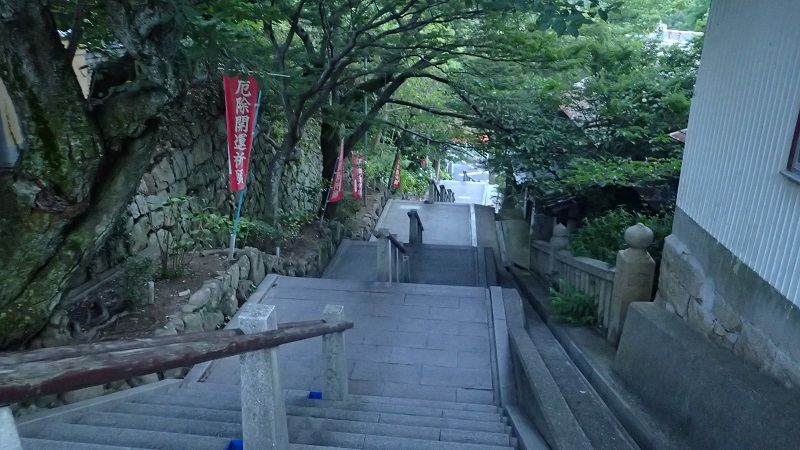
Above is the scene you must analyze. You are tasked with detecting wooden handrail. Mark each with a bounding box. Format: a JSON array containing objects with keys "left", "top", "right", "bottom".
[
  {"left": 0, "top": 320, "right": 326, "bottom": 365},
  {"left": 0, "top": 319, "right": 352, "bottom": 405}
]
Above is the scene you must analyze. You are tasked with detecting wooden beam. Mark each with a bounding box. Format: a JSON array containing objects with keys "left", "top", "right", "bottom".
[{"left": 0, "top": 320, "right": 353, "bottom": 404}]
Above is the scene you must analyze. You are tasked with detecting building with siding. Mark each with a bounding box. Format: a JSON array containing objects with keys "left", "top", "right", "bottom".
[{"left": 653, "top": 0, "right": 800, "bottom": 387}]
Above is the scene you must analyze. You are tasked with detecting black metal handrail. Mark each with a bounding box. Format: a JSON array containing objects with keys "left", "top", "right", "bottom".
[
  {"left": 0, "top": 319, "right": 353, "bottom": 405},
  {"left": 407, "top": 210, "right": 424, "bottom": 232}
]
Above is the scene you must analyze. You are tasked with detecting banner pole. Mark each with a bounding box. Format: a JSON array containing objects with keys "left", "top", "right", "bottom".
[
  {"left": 319, "top": 155, "right": 339, "bottom": 227},
  {"left": 229, "top": 89, "right": 262, "bottom": 259}
]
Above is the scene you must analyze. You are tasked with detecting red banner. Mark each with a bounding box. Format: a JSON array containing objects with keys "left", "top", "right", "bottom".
[
  {"left": 328, "top": 140, "right": 345, "bottom": 203},
  {"left": 351, "top": 152, "right": 364, "bottom": 199},
  {"left": 391, "top": 152, "right": 402, "bottom": 188},
  {"left": 223, "top": 74, "right": 259, "bottom": 191}
]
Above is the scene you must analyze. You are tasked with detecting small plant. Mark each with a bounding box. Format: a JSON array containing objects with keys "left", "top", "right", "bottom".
[
  {"left": 117, "top": 255, "right": 158, "bottom": 306},
  {"left": 569, "top": 207, "right": 674, "bottom": 265},
  {"left": 333, "top": 197, "right": 363, "bottom": 223},
  {"left": 238, "top": 218, "right": 278, "bottom": 250},
  {"left": 216, "top": 314, "right": 232, "bottom": 330},
  {"left": 149, "top": 196, "right": 231, "bottom": 279},
  {"left": 279, "top": 209, "right": 314, "bottom": 242},
  {"left": 549, "top": 280, "right": 597, "bottom": 326}
]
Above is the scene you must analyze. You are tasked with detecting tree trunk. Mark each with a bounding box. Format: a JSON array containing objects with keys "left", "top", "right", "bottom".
[
  {"left": 320, "top": 119, "right": 342, "bottom": 218},
  {"left": 0, "top": 1, "right": 182, "bottom": 349}
]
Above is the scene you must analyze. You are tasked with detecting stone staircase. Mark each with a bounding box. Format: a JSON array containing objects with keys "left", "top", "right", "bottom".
[{"left": 17, "top": 380, "right": 517, "bottom": 449}]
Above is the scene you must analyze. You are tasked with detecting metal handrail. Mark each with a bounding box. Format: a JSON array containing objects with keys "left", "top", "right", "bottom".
[
  {"left": 371, "top": 230, "right": 407, "bottom": 254},
  {"left": 407, "top": 210, "right": 424, "bottom": 232},
  {"left": 0, "top": 319, "right": 353, "bottom": 405}
]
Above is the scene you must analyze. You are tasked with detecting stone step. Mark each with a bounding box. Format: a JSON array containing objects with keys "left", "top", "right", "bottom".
[
  {"left": 77, "top": 411, "right": 241, "bottom": 439},
  {"left": 21, "top": 438, "right": 148, "bottom": 450},
  {"left": 71, "top": 408, "right": 511, "bottom": 447},
  {"left": 137, "top": 388, "right": 504, "bottom": 424},
  {"left": 34, "top": 422, "right": 231, "bottom": 450},
  {"left": 108, "top": 399, "right": 508, "bottom": 435},
  {"left": 287, "top": 415, "right": 512, "bottom": 447},
  {"left": 186, "top": 382, "right": 502, "bottom": 414},
  {"left": 291, "top": 428, "right": 514, "bottom": 449}
]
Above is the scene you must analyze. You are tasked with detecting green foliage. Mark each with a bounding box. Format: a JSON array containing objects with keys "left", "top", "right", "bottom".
[
  {"left": 238, "top": 218, "right": 278, "bottom": 250},
  {"left": 549, "top": 281, "right": 597, "bottom": 326},
  {"left": 569, "top": 207, "right": 674, "bottom": 265},
  {"left": 398, "top": 168, "right": 429, "bottom": 197},
  {"left": 332, "top": 197, "right": 364, "bottom": 224},
  {"left": 116, "top": 255, "right": 157, "bottom": 307},
  {"left": 279, "top": 209, "right": 314, "bottom": 243},
  {"left": 541, "top": 157, "right": 682, "bottom": 193},
  {"left": 151, "top": 196, "right": 231, "bottom": 279}
]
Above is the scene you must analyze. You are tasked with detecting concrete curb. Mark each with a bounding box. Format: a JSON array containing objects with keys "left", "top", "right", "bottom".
[
  {"left": 501, "top": 287, "right": 592, "bottom": 450},
  {"left": 510, "top": 267, "right": 689, "bottom": 450}
]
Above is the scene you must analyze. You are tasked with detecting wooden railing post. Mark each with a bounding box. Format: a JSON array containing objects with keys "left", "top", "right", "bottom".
[
  {"left": 0, "top": 407, "right": 22, "bottom": 450},
  {"left": 548, "top": 224, "right": 570, "bottom": 280},
  {"left": 607, "top": 223, "right": 656, "bottom": 346},
  {"left": 322, "top": 305, "right": 348, "bottom": 401},
  {"left": 239, "top": 304, "right": 288, "bottom": 450}
]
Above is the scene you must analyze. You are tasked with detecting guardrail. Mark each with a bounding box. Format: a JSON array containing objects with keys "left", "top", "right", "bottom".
[
  {"left": 427, "top": 179, "right": 454, "bottom": 203},
  {"left": 529, "top": 223, "right": 656, "bottom": 345},
  {"left": 0, "top": 304, "right": 354, "bottom": 449},
  {"left": 372, "top": 228, "right": 411, "bottom": 282},
  {"left": 407, "top": 209, "right": 424, "bottom": 245}
]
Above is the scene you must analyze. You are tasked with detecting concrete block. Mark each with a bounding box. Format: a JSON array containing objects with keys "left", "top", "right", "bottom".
[
  {"left": 0, "top": 407, "right": 22, "bottom": 450},
  {"left": 614, "top": 302, "right": 800, "bottom": 450}
]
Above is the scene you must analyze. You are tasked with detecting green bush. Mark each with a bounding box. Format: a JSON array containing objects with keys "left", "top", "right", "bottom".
[
  {"left": 569, "top": 207, "right": 673, "bottom": 266},
  {"left": 117, "top": 255, "right": 158, "bottom": 306},
  {"left": 238, "top": 218, "right": 277, "bottom": 250},
  {"left": 549, "top": 281, "right": 596, "bottom": 326},
  {"left": 333, "top": 197, "right": 363, "bottom": 223}
]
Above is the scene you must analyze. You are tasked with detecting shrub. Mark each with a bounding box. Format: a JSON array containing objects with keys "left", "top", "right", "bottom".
[
  {"left": 549, "top": 280, "right": 597, "bottom": 326},
  {"left": 238, "top": 218, "right": 278, "bottom": 250},
  {"left": 117, "top": 255, "right": 158, "bottom": 306},
  {"left": 569, "top": 207, "right": 673, "bottom": 266}
]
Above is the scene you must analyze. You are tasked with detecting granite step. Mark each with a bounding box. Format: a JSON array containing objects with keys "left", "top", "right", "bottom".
[
  {"left": 34, "top": 422, "right": 231, "bottom": 450},
  {"left": 135, "top": 388, "right": 504, "bottom": 424},
  {"left": 21, "top": 439, "right": 148, "bottom": 450}
]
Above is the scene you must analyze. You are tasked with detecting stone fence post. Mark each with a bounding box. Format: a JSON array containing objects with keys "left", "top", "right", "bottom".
[
  {"left": 323, "top": 305, "right": 348, "bottom": 401},
  {"left": 607, "top": 223, "right": 656, "bottom": 346},
  {"left": 239, "top": 304, "right": 288, "bottom": 450},
  {"left": 548, "top": 224, "right": 570, "bottom": 281},
  {"left": 376, "top": 228, "right": 392, "bottom": 282},
  {"left": 0, "top": 407, "right": 22, "bottom": 450},
  {"left": 439, "top": 185, "right": 446, "bottom": 201},
  {"left": 428, "top": 180, "right": 437, "bottom": 203}
]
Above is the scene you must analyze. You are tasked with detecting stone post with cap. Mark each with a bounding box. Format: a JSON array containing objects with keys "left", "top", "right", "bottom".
[
  {"left": 548, "top": 224, "right": 570, "bottom": 280},
  {"left": 607, "top": 223, "right": 656, "bottom": 346}
]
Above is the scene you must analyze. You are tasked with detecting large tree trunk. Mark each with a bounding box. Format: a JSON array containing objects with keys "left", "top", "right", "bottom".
[{"left": 0, "top": 1, "right": 183, "bottom": 349}]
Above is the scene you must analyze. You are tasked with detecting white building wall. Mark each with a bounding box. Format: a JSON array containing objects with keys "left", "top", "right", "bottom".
[{"left": 678, "top": 0, "right": 800, "bottom": 306}]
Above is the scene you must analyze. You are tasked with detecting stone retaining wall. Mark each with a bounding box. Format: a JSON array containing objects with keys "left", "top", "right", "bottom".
[{"left": 80, "top": 82, "right": 323, "bottom": 284}]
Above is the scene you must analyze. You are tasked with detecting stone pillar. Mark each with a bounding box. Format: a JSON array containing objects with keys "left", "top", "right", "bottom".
[
  {"left": 239, "top": 304, "right": 288, "bottom": 450},
  {"left": 548, "top": 224, "right": 570, "bottom": 279},
  {"left": 435, "top": 160, "right": 441, "bottom": 182},
  {"left": 0, "top": 407, "right": 22, "bottom": 450},
  {"left": 439, "top": 185, "right": 446, "bottom": 201},
  {"left": 376, "top": 228, "right": 392, "bottom": 282},
  {"left": 607, "top": 223, "right": 656, "bottom": 346},
  {"left": 323, "top": 305, "right": 348, "bottom": 401},
  {"left": 401, "top": 255, "right": 411, "bottom": 282}
]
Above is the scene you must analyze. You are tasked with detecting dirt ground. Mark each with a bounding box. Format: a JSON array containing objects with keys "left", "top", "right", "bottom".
[{"left": 66, "top": 190, "right": 382, "bottom": 343}]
